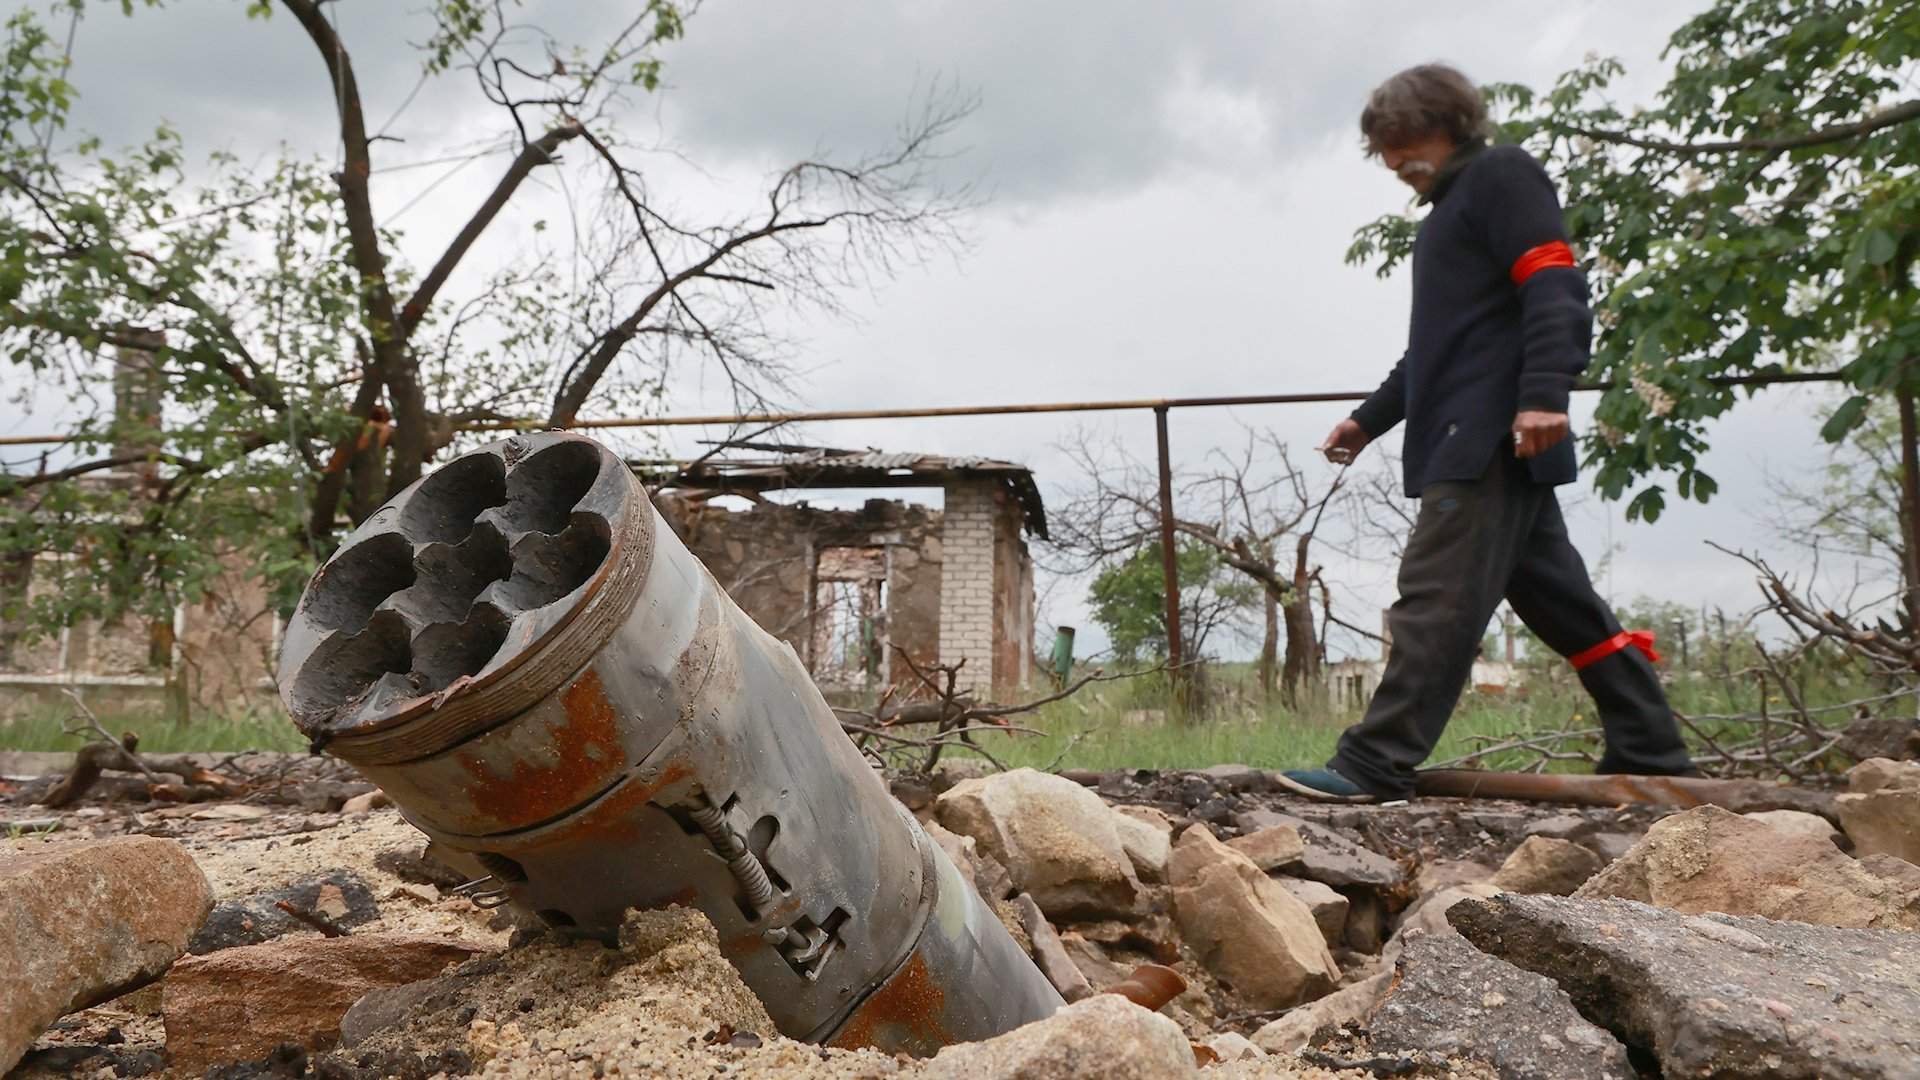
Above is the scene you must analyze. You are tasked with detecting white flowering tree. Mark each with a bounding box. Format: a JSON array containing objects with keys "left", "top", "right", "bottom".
[{"left": 1345, "top": 0, "right": 1920, "bottom": 631}]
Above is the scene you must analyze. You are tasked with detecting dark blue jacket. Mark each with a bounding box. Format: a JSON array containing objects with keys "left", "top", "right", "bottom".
[{"left": 1351, "top": 141, "right": 1590, "bottom": 497}]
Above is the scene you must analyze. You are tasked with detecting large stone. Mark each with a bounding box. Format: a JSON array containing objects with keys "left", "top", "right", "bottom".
[
  {"left": 913, "top": 993, "right": 1195, "bottom": 1079},
  {"left": 189, "top": 869, "right": 380, "bottom": 953},
  {"left": 1836, "top": 757, "right": 1920, "bottom": 864},
  {"left": 1199, "top": 1031, "right": 1263, "bottom": 1062},
  {"left": 1453, "top": 893, "right": 1920, "bottom": 1080},
  {"left": 1272, "top": 877, "right": 1348, "bottom": 948},
  {"left": 1391, "top": 881, "right": 1502, "bottom": 942},
  {"left": 1575, "top": 805, "right": 1920, "bottom": 930},
  {"left": 935, "top": 769, "right": 1142, "bottom": 919},
  {"left": 162, "top": 933, "right": 484, "bottom": 1072},
  {"left": 1369, "top": 929, "right": 1633, "bottom": 1079},
  {"left": 1490, "top": 836, "right": 1604, "bottom": 896},
  {"left": 1109, "top": 806, "right": 1172, "bottom": 883},
  {"left": 1167, "top": 823, "right": 1236, "bottom": 886},
  {"left": 1232, "top": 809, "right": 1405, "bottom": 889},
  {"left": 1171, "top": 833, "right": 1338, "bottom": 1009},
  {"left": 1744, "top": 809, "right": 1844, "bottom": 848},
  {"left": 1250, "top": 967, "right": 1393, "bottom": 1055},
  {"left": 1414, "top": 858, "right": 1494, "bottom": 894},
  {"left": 0, "top": 837, "right": 213, "bottom": 1076},
  {"left": 1012, "top": 893, "right": 1093, "bottom": 1002},
  {"left": 1225, "top": 824, "right": 1307, "bottom": 871},
  {"left": 1837, "top": 715, "right": 1920, "bottom": 763}
]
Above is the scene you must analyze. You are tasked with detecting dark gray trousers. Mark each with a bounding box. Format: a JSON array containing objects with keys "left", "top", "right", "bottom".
[{"left": 1328, "top": 447, "right": 1695, "bottom": 799}]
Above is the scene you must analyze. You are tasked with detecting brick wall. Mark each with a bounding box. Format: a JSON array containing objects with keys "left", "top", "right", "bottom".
[{"left": 937, "top": 480, "right": 1000, "bottom": 693}]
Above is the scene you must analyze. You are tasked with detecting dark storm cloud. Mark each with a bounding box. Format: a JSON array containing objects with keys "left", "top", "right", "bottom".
[{"left": 647, "top": 0, "right": 1678, "bottom": 204}]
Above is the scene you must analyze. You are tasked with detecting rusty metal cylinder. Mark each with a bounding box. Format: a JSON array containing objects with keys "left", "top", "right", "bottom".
[{"left": 275, "top": 432, "right": 1062, "bottom": 1053}]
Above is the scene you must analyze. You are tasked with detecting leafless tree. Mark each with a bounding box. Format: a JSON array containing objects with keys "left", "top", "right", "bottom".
[{"left": 1049, "top": 427, "right": 1352, "bottom": 703}]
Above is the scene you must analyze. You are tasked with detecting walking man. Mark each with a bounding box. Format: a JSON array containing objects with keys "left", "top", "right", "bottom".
[{"left": 1278, "top": 64, "right": 1697, "bottom": 803}]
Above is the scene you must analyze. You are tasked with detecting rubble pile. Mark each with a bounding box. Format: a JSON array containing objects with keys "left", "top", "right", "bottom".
[{"left": 2, "top": 751, "right": 1918, "bottom": 1078}]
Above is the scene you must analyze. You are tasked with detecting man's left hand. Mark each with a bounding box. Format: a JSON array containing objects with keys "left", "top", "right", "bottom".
[{"left": 1511, "top": 410, "right": 1570, "bottom": 459}]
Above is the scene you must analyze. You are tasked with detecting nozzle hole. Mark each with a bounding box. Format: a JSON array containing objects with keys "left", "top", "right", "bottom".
[{"left": 400, "top": 452, "right": 508, "bottom": 545}]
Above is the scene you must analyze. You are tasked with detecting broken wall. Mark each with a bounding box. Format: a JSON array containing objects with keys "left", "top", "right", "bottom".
[{"left": 655, "top": 497, "right": 946, "bottom": 694}]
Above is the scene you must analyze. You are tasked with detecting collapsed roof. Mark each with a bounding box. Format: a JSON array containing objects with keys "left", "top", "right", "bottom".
[{"left": 631, "top": 442, "right": 1048, "bottom": 539}]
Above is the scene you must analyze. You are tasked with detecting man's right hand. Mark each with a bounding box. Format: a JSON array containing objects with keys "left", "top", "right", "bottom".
[{"left": 1319, "top": 418, "right": 1371, "bottom": 464}]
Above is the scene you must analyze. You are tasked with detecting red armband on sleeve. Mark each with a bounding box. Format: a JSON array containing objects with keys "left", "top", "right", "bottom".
[
  {"left": 1569, "top": 630, "right": 1659, "bottom": 671},
  {"left": 1510, "top": 240, "right": 1577, "bottom": 286}
]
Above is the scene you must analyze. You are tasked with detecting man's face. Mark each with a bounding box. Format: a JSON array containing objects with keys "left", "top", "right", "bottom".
[{"left": 1378, "top": 132, "right": 1459, "bottom": 195}]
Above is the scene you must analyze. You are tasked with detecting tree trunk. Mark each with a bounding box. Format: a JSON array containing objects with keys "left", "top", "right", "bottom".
[
  {"left": 1898, "top": 373, "right": 1920, "bottom": 633},
  {"left": 1257, "top": 588, "right": 1279, "bottom": 700},
  {"left": 1280, "top": 537, "right": 1322, "bottom": 706}
]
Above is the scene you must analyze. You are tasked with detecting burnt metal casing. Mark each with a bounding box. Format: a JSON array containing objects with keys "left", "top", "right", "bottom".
[{"left": 276, "top": 432, "right": 1061, "bottom": 1052}]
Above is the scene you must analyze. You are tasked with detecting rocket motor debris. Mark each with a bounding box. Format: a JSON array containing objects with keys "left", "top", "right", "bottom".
[{"left": 275, "top": 431, "right": 1062, "bottom": 1054}]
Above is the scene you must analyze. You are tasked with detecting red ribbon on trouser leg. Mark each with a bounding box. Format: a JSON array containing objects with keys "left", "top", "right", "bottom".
[{"left": 1568, "top": 629, "right": 1660, "bottom": 671}]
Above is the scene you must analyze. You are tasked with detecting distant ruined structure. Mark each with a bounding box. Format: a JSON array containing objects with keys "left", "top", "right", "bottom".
[{"left": 0, "top": 396, "right": 1047, "bottom": 718}]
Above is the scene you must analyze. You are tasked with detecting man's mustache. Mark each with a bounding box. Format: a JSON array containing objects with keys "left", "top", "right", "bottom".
[{"left": 1397, "top": 160, "right": 1438, "bottom": 183}]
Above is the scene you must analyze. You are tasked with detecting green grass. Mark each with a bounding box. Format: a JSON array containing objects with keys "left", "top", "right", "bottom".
[
  {"left": 0, "top": 660, "right": 1877, "bottom": 782},
  {"left": 928, "top": 662, "right": 1876, "bottom": 776},
  {"left": 0, "top": 702, "right": 307, "bottom": 754}
]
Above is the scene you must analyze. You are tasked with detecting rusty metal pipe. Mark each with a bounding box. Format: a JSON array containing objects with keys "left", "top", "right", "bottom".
[
  {"left": 1413, "top": 769, "right": 1839, "bottom": 822},
  {"left": 276, "top": 432, "right": 1061, "bottom": 1054},
  {"left": 1104, "top": 963, "right": 1187, "bottom": 1012},
  {"left": 0, "top": 371, "right": 1849, "bottom": 447}
]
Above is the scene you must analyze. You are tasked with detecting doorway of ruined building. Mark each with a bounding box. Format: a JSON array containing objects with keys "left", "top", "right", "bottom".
[{"left": 808, "top": 546, "right": 889, "bottom": 695}]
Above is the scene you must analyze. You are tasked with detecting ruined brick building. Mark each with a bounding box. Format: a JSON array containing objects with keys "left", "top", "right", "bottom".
[
  {"left": 0, "top": 442, "right": 1047, "bottom": 719},
  {"left": 648, "top": 446, "right": 1046, "bottom": 698}
]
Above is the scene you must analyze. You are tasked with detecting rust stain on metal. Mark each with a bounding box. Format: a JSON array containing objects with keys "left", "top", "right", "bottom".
[
  {"left": 643, "top": 885, "right": 700, "bottom": 911},
  {"left": 558, "top": 759, "right": 694, "bottom": 844},
  {"left": 457, "top": 668, "right": 624, "bottom": 824},
  {"left": 825, "top": 951, "right": 950, "bottom": 1051}
]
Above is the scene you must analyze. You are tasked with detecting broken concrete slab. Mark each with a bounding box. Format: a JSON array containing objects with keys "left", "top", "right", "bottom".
[
  {"left": 188, "top": 869, "right": 380, "bottom": 953},
  {"left": 936, "top": 768, "right": 1142, "bottom": 919},
  {"left": 1490, "top": 835, "right": 1604, "bottom": 896},
  {"left": 1576, "top": 805, "right": 1920, "bottom": 930},
  {"left": 912, "top": 993, "right": 1195, "bottom": 1079},
  {"left": 1836, "top": 757, "right": 1920, "bottom": 864},
  {"left": 1232, "top": 809, "right": 1405, "bottom": 890},
  {"left": 1453, "top": 893, "right": 1920, "bottom": 1080},
  {"left": 161, "top": 933, "right": 484, "bottom": 1073},
  {"left": 1368, "top": 929, "right": 1634, "bottom": 1079},
  {"left": 0, "top": 836, "right": 213, "bottom": 1076}
]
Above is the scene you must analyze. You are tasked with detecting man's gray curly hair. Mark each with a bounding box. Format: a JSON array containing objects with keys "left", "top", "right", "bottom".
[{"left": 1359, "top": 63, "right": 1493, "bottom": 156}]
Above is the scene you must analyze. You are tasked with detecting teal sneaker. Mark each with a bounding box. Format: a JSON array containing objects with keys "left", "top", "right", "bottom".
[{"left": 1274, "top": 768, "right": 1378, "bottom": 804}]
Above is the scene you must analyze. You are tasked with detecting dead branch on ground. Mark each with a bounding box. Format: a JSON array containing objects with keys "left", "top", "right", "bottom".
[{"left": 833, "top": 646, "right": 1145, "bottom": 775}]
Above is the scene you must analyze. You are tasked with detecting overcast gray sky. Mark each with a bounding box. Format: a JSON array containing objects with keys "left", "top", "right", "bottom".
[{"left": 4, "top": 0, "right": 1867, "bottom": 660}]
